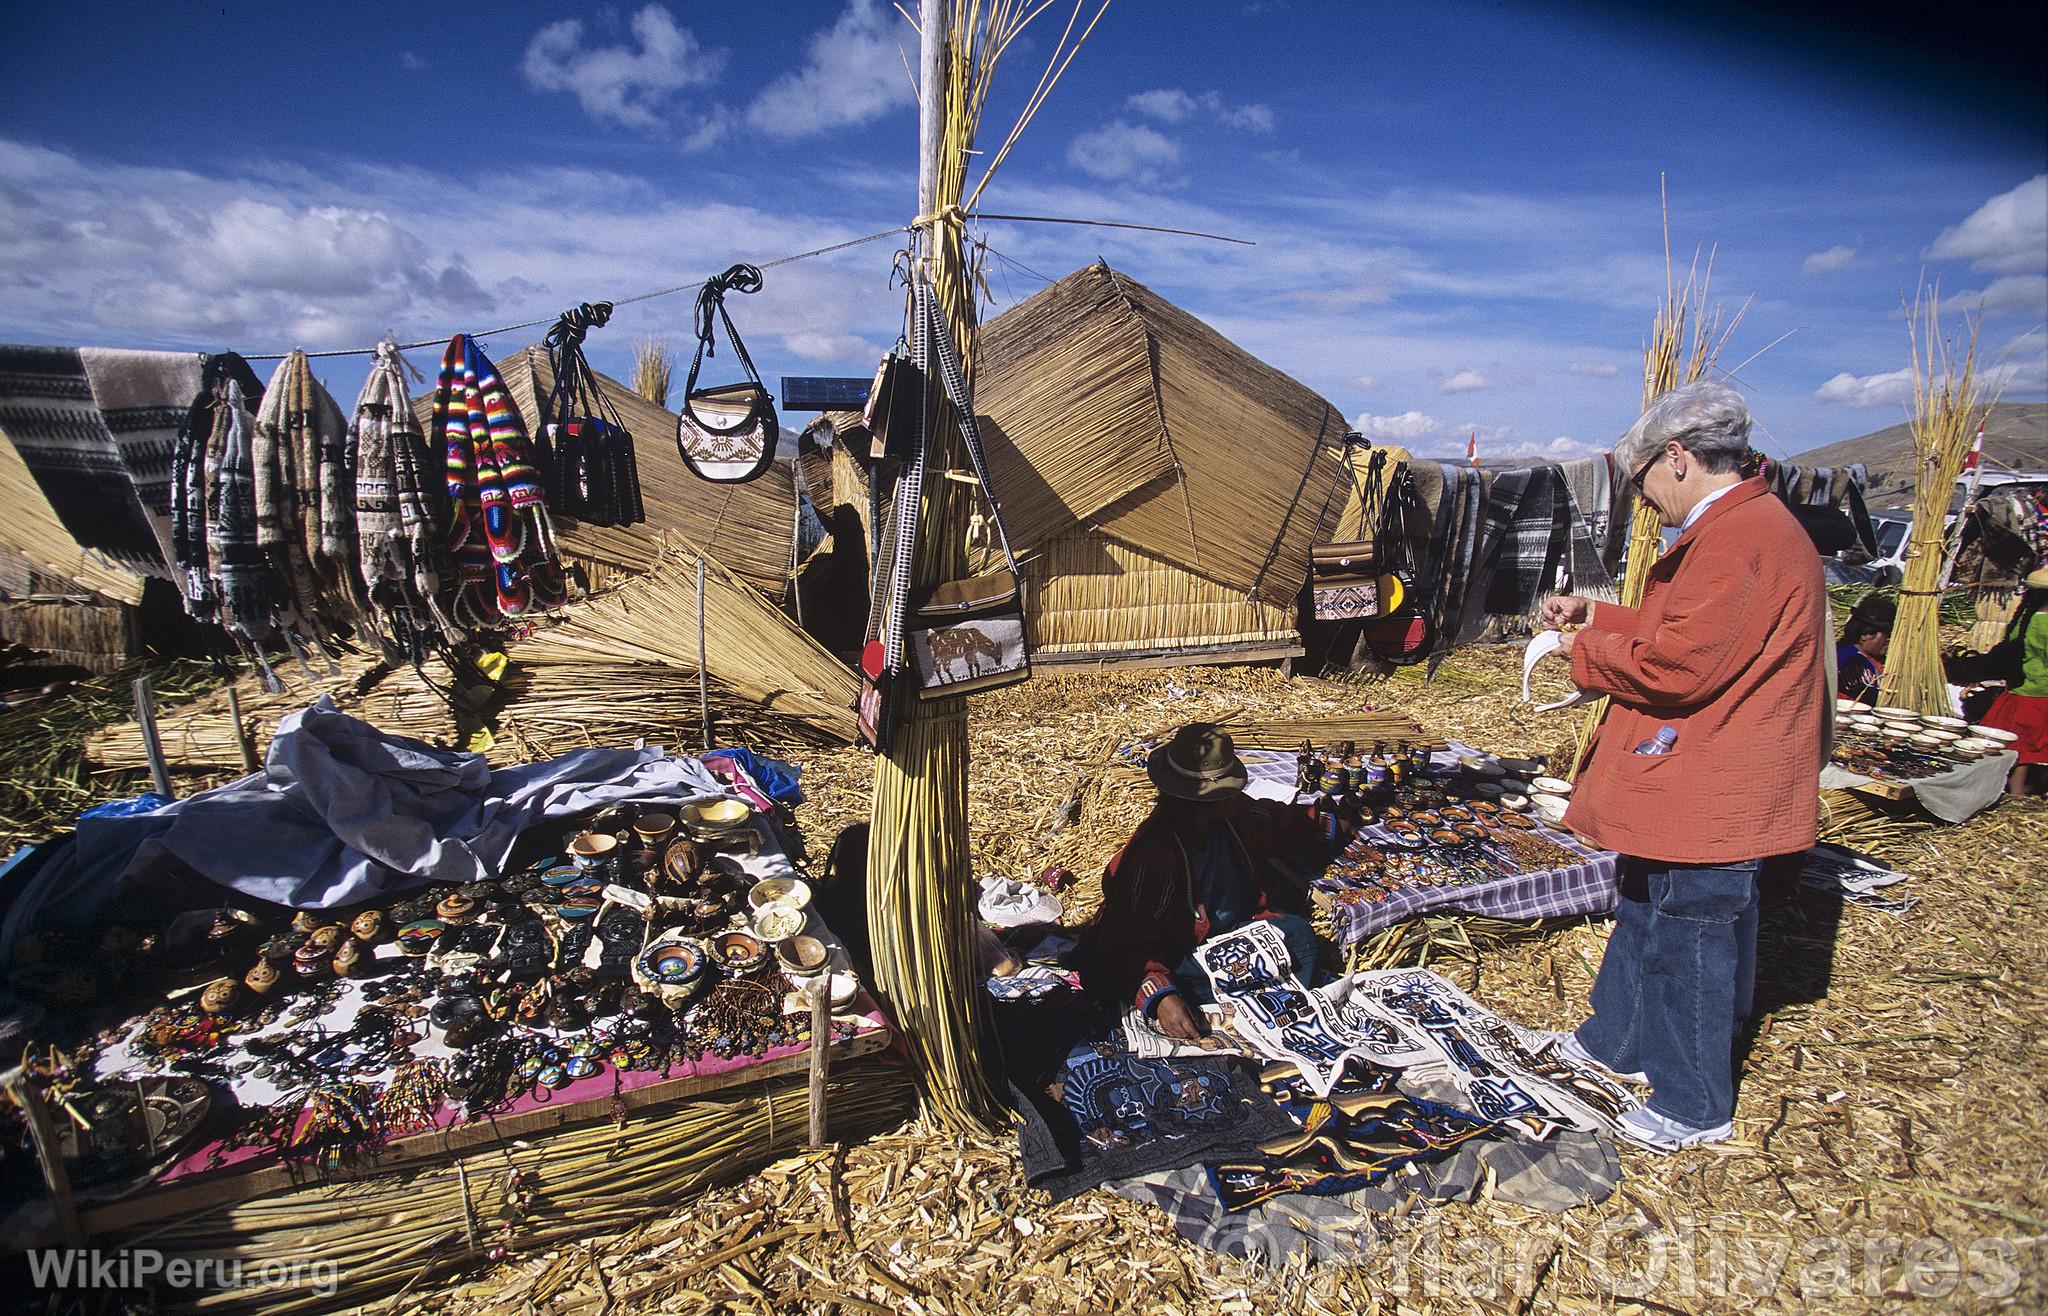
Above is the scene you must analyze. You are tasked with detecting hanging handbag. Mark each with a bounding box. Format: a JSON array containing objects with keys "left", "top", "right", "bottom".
[
  {"left": 863, "top": 339, "right": 919, "bottom": 461},
  {"left": 541, "top": 302, "right": 647, "bottom": 527},
  {"left": 1364, "top": 462, "right": 1432, "bottom": 664},
  {"left": 902, "top": 282, "right": 1031, "bottom": 701},
  {"left": 676, "top": 264, "right": 779, "bottom": 484},
  {"left": 1310, "top": 447, "right": 1385, "bottom": 621}
]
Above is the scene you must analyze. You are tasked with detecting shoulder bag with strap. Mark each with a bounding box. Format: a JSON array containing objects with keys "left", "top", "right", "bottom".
[
  {"left": 676, "top": 264, "right": 779, "bottom": 484},
  {"left": 902, "top": 278, "right": 1031, "bottom": 700},
  {"left": 542, "top": 302, "right": 646, "bottom": 527},
  {"left": 1310, "top": 445, "right": 1384, "bottom": 621}
]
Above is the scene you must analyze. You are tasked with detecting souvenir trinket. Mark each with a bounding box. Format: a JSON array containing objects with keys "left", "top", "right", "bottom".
[
  {"left": 714, "top": 930, "right": 766, "bottom": 974},
  {"left": 199, "top": 977, "right": 240, "bottom": 1015},
  {"left": 350, "top": 910, "right": 386, "bottom": 943},
  {"left": 245, "top": 959, "right": 281, "bottom": 996},
  {"left": 395, "top": 919, "right": 446, "bottom": 955}
]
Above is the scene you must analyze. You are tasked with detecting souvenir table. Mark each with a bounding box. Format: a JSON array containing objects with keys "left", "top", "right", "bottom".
[
  {"left": 1240, "top": 744, "right": 1619, "bottom": 953},
  {"left": 1822, "top": 705, "right": 2016, "bottom": 823},
  {"left": 20, "top": 774, "right": 893, "bottom": 1240}
]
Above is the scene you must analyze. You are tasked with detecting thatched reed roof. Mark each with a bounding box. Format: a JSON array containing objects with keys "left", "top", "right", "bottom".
[
  {"left": 414, "top": 346, "right": 802, "bottom": 597},
  {"left": 976, "top": 262, "right": 1349, "bottom": 600},
  {"left": 0, "top": 418, "right": 148, "bottom": 606}
]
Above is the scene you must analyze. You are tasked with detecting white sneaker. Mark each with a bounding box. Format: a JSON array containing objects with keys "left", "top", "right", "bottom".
[
  {"left": 1533, "top": 1030, "right": 1648, "bottom": 1084},
  {"left": 1615, "top": 1107, "right": 1733, "bottom": 1154}
]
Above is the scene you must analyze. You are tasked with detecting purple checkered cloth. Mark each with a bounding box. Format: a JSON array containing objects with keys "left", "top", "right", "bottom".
[{"left": 1311, "top": 825, "right": 1618, "bottom": 948}]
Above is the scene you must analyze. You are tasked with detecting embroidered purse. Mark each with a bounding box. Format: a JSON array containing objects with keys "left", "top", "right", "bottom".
[
  {"left": 676, "top": 265, "right": 779, "bottom": 484},
  {"left": 1310, "top": 448, "right": 1385, "bottom": 621}
]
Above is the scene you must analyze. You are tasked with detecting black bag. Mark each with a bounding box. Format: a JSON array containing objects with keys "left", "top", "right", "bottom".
[
  {"left": 676, "top": 264, "right": 779, "bottom": 484},
  {"left": 540, "top": 301, "right": 646, "bottom": 526}
]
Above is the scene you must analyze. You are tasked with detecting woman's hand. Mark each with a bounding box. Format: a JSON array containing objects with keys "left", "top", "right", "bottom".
[
  {"left": 1540, "top": 595, "right": 1595, "bottom": 629},
  {"left": 1153, "top": 993, "right": 1205, "bottom": 1042}
]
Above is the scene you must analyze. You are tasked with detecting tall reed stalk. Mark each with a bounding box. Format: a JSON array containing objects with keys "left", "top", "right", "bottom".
[
  {"left": 1571, "top": 187, "right": 1743, "bottom": 777},
  {"left": 867, "top": 0, "right": 1110, "bottom": 1135},
  {"left": 1876, "top": 287, "right": 1991, "bottom": 716},
  {"left": 631, "top": 336, "right": 673, "bottom": 408}
]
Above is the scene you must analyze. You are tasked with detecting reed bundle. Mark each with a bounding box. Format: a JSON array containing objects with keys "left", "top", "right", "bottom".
[
  {"left": 105, "top": 1063, "right": 914, "bottom": 1316},
  {"left": 868, "top": 0, "right": 1108, "bottom": 1136},
  {"left": 630, "top": 334, "right": 674, "bottom": 408},
  {"left": 1876, "top": 288, "right": 1993, "bottom": 716},
  {"left": 1571, "top": 196, "right": 1743, "bottom": 777}
]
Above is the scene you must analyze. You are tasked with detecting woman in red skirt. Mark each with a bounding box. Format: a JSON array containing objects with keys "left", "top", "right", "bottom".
[{"left": 1980, "top": 567, "right": 2048, "bottom": 795}]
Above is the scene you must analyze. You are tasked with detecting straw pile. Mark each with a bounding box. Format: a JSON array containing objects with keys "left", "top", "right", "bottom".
[
  {"left": 432, "top": 659, "right": 2047, "bottom": 1315},
  {"left": 1877, "top": 289, "right": 1994, "bottom": 717},
  {"left": 104, "top": 1062, "right": 915, "bottom": 1315},
  {"left": 631, "top": 334, "right": 673, "bottom": 408}
]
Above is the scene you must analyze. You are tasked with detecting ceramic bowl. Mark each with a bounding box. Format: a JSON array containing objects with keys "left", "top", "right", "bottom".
[
  {"left": 828, "top": 972, "right": 860, "bottom": 1009},
  {"left": 1922, "top": 728, "right": 1961, "bottom": 742},
  {"left": 683, "top": 799, "right": 753, "bottom": 835},
  {"left": 747, "top": 876, "right": 813, "bottom": 913},
  {"left": 1877, "top": 723, "right": 1916, "bottom": 740},
  {"left": 1530, "top": 776, "right": 1573, "bottom": 797},
  {"left": 1471, "top": 782, "right": 1506, "bottom": 799},
  {"left": 1458, "top": 756, "right": 1506, "bottom": 780},
  {"left": 569, "top": 832, "right": 617, "bottom": 869},
  {"left": 633, "top": 811, "right": 677, "bottom": 843},
  {"left": 1529, "top": 792, "right": 1570, "bottom": 823},
  {"left": 1954, "top": 736, "right": 1999, "bottom": 755},
  {"left": 1924, "top": 715, "right": 1968, "bottom": 730},
  {"left": 713, "top": 930, "right": 767, "bottom": 974},
  {"left": 776, "top": 934, "right": 828, "bottom": 976},
  {"left": 637, "top": 937, "right": 709, "bottom": 987},
  {"left": 1499, "top": 792, "right": 1532, "bottom": 812},
  {"left": 1973, "top": 725, "right": 2019, "bottom": 744},
  {"left": 1873, "top": 705, "right": 1921, "bottom": 721},
  {"left": 750, "top": 901, "right": 806, "bottom": 943}
]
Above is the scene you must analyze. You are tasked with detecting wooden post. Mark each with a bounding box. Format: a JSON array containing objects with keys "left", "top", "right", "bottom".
[
  {"left": 807, "top": 980, "right": 832, "bottom": 1148},
  {"left": 695, "top": 554, "right": 712, "bottom": 751},
  {"left": 225, "top": 682, "right": 259, "bottom": 774},
  {"left": 131, "top": 676, "right": 174, "bottom": 800},
  {"left": 7, "top": 1073, "right": 84, "bottom": 1246}
]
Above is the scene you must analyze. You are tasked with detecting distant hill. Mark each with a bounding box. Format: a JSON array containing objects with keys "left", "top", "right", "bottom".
[{"left": 1790, "top": 401, "right": 2048, "bottom": 506}]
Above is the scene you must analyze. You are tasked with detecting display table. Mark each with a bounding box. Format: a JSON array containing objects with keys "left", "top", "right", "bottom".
[{"left": 1821, "top": 749, "right": 2015, "bottom": 823}]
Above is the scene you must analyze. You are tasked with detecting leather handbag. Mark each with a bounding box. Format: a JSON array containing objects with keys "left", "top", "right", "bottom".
[
  {"left": 1310, "top": 448, "right": 1385, "bottom": 621},
  {"left": 676, "top": 265, "right": 778, "bottom": 484},
  {"left": 540, "top": 302, "right": 647, "bottom": 527}
]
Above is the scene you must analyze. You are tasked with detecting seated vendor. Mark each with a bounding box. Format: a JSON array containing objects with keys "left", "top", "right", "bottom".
[
  {"left": 1084, "top": 723, "right": 1333, "bottom": 1042},
  {"left": 1836, "top": 595, "right": 1893, "bottom": 706}
]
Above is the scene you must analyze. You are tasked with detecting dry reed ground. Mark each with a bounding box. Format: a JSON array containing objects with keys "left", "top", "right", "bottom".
[{"left": 440, "top": 651, "right": 2047, "bottom": 1315}]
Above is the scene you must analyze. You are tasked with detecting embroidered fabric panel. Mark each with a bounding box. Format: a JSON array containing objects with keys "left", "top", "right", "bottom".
[
  {"left": 1194, "top": 921, "right": 1434, "bottom": 1098},
  {"left": 1349, "top": 968, "right": 1643, "bottom": 1137}
]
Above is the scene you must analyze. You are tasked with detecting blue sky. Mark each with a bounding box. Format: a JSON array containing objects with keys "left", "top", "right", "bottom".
[{"left": 1, "top": 0, "right": 2042, "bottom": 463}]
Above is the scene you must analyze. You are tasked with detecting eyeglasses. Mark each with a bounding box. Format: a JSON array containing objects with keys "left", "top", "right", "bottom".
[{"left": 1627, "top": 455, "right": 1659, "bottom": 494}]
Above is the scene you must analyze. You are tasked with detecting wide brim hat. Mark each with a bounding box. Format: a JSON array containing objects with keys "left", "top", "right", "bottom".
[
  {"left": 2027, "top": 566, "right": 2048, "bottom": 590},
  {"left": 1147, "top": 723, "right": 1249, "bottom": 800}
]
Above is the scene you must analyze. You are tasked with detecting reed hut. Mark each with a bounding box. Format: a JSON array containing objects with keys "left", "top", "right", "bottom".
[
  {"left": 974, "top": 261, "right": 1351, "bottom": 667},
  {"left": 0, "top": 420, "right": 151, "bottom": 673}
]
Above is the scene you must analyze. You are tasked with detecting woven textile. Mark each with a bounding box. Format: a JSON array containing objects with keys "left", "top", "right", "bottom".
[
  {"left": 352, "top": 340, "right": 460, "bottom": 657},
  {"left": 1476, "top": 465, "right": 1563, "bottom": 623},
  {"left": 255, "top": 352, "right": 361, "bottom": 627},
  {"left": 0, "top": 344, "right": 164, "bottom": 571},
  {"left": 203, "top": 366, "right": 290, "bottom": 688},
  {"left": 431, "top": 335, "right": 564, "bottom": 624},
  {"left": 1316, "top": 828, "right": 1617, "bottom": 947},
  {"left": 1557, "top": 454, "right": 1619, "bottom": 597},
  {"left": 78, "top": 347, "right": 202, "bottom": 573}
]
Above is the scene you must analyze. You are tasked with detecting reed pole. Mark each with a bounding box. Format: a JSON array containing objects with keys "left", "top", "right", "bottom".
[{"left": 863, "top": 0, "right": 1007, "bottom": 1134}]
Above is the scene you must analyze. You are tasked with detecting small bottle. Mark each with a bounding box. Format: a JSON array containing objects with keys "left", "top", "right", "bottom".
[
  {"left": 1633, "top": 726, "right": 1678, "bottom": 756},
  {"left": 1296, "top": 740, "right": 1318, "bottom": 793},
  {"left": 1363, "top": 742, "right": 1391, "bottom": 796},
  {"left": 1388, "top": 740, "right": 1410, "bottom": 785},
  {"left": 1410, "top": 742, "right": 1432, "bottom": 777}
]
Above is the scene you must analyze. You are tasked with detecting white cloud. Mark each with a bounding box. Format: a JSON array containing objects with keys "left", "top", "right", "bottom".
[
  {"left": 1815, "top": 367, "right": 1915, "bottom": 408},
  {"left": 679, "top": 105, "right": 738, "bottom": 154},
  {"left": 1955, "top": 273, "right": 2048, "bottom": 319},
  {"left": 399, "top": 51, "right": 424, "bottom": 71},
  {"left": 1350, "top": 373, "right": 1384, "bottom": 390},
  {"left": 746, "top": 0, "right": 913, "bottom": 139},
  {"left": 522, "top": 5, "right": 725, "bottom": 133},
  {"left": 1438, "top": 368, "right": 1492, "bottom": 394},
  {"left": 1127, "top": 89, "right": 1198, "bottom": 123},
  {"left": 1126, "top": 88, "right": 1275, "bottom": 132},
  {"left": 1926, "top": 174, "right": 2048, "bottom": 275},
  {"left": 1567, "top": 362, "right": 1619, "bottom": 378},
  {"left": 1066, "top": 121, "right": 1181, "bottom": 185},
  {"left": 1352, "top": 410, "right": 1445, "bottom": 444},
  {"left": 1801, "top": 243, "right": 1859, "bottom": 277}
]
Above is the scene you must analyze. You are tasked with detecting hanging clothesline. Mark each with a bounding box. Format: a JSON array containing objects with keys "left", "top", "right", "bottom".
[{"left": 242, "top": 209, "right": 1252, "bottom": 363}]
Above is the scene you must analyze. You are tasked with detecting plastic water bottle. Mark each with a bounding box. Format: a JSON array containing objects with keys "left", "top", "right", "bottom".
[{"left": 1633, "top": 725, "right": 1678, "bottom": 756}]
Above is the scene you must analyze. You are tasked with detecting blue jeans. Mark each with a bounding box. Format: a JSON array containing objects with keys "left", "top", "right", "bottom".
[
  {"left": 1173, "top": 912, "right": 1323, "bottom": 1004},
  {"left": 1575, "top": 857, "right": 1761, "bottom": 1128}
]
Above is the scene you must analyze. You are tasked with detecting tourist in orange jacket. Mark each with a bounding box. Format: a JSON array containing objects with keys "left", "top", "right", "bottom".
[{"left": 1539, "top": 380, "right": 1828, "bottom": 1153}]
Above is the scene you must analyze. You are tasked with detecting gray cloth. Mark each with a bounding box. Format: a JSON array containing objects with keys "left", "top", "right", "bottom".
[
  {"left": 1557, "top": 455, "right": 1619, "bottom": 599},
  {"left": 1819, "top": 749, "right": 2014, "bottom": 824},
  {"left": 78, "top": 347, "right": 203, "bottom": 574},
  {"left": 0, "top": 697, "right": 725, "bottom": 956}
]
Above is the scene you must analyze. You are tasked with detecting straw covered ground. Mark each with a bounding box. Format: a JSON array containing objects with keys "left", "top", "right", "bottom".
[{"left": 422, "top": 650, "right": 2048, "bottom": 1315}]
